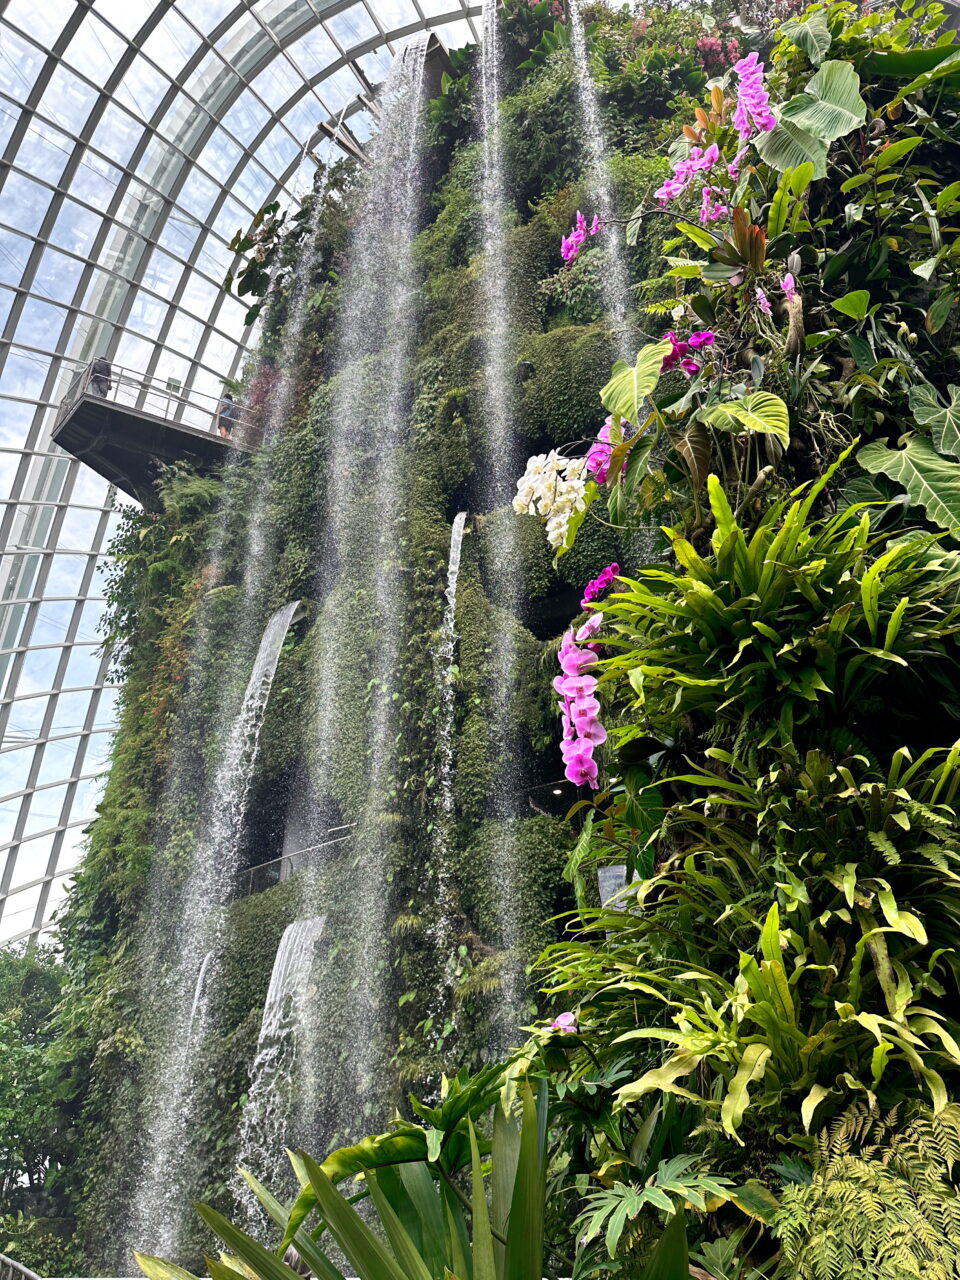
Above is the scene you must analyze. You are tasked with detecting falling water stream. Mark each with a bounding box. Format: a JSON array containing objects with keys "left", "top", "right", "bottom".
[
  {"left": 280, "top": 35, "right": 434, "bottom": 1171},
  {"left": 131, "top": 601, "right": 301, "bottom": 1259},
  {"left": 234, "top": 917, "right": 327, "bottom": 1224},
  {"left": 479, "top": 0, "right": 526, "bottom": 1052},
  {"left": 568, "top": 0, "right": 633, "bottom": 362},
  {"left": 434, "top": 512, "right": 468, "bottom": 867},
  {"left": 428, "top": 512, "right": 468, "bottom": 1005}
]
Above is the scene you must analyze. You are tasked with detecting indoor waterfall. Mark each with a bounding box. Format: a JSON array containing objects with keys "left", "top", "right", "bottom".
[
  {"left": 130, "top": 600, "right": 302, "bottom": 1261},
  {"left": 429, "top": 512, "right": 468, "bottom": 998},
  {"left": 233, "top": 916, "right": 327, "bottom": 1229},
  {"left": 479, "top": 0, "right": 525, "bottom": 1051},
  {"left": 568, "top": 0, "right": 633, "bottom": 361},
  {"left": 264, "top": 35, "right": 435, "bottom": 1181}
]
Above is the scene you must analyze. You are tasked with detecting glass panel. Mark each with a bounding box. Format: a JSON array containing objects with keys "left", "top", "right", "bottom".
[
  {"left": 63, "top": 13, "right": 128, "bottom": 89},
  {"left": 70, "top": 150, "right": 123, "bottom": 211},
  {"left": 2, "top": 0, "right": 75, "bottom": 49},
  {"left": 114, "top": 58, "right": 171, "bottom": 122},
  {"left": 31, "top": 599, "right": 76, "bottom": 645},
  {"left": 5, "top": 694, "right": 49, "bottom": 743},
  {"left": 197, "top": 128, "right": 244, "bottom": 183},
  {"left": 56, "top": 507, "right": 103, "bottom": 552},
  {"left": 31, "top": 247, "right": 86, "bottom": 305},
  {"left": 34, "top": 738, "right": 82, "bottom": 787},
  {"left": 0, "top": 24, "right": 48, "bottom": 105},
  {"left": 222, "top": 89, "right": 270, "bottom": 143},
  {"left": 0, "top": 745, "right": 37, "bottom": 799},
  {"left": 49, "top": 689, "right": 93, "bottom": 735},
  {"left": 14, "top": 119, "right": 73, "bottom": 188},
  {"left": 62, "top": 644, "right": 103, "bottom": 691},
  {"left": 0, "top": 170, "right": 52, "bottom": 238},
  {"left": 22, "top": 785, "right": 68, "bottom": 836},
  {"left": 15, "top": 298, "right": 69, "bottom": 352},
  {"left": 37, "top": 63, "right": 99, "bottom": 135},
  {"left": 89, "top": 101, "right": 145, "bottom": 169},
  {"left": 89, "top": 0, "right": 154, "bottom": 40},
  {"left": 140, "top": 8, "right": 204, "bottom": 70},
  {"left": 83, "top": 729, "right": 114, "bottom": 771},
  {"left": 0, "top": 882, "right": 43, "bottom": 943},
  {"left": 326, "top": 5, "right": 379, "bottom": 49},
  {"left": 49, "top": 198, "right": 104, "bottom": 256},
  {"left": 1, "top": 350, "right": 52, "bottom": 403}
]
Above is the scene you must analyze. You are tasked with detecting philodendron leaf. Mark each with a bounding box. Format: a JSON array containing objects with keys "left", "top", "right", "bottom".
[
  {"left": 780, "top": 10, "right": 831, "bottom": 65},
  {"left": 704, "top": 393, "right": 790, "bottom": 446},
  {"left": 909, "top": 384, "right": 960, "bottom": 458},
  {"left": 669, "top": 419, "right": 711, "bottom": 491},
  {"left": 754, "top": 117, "right": 828, "bottom": 180},
  {"left": 601, "top": 341, "right": 672, "bottom": 424},
  {"left": 831, "top": 289, "right": 871, "bottom": 322},
  {"left": 858, "top": 436, "right": 960, "bottom": 531},
  {"left": 780, "top": 61, "right": 867, "bottom": 142}
]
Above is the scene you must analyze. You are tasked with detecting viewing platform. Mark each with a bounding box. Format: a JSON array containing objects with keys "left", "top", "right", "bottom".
[{"left": 52, "top": 363, "right": 263, "bottom": 507}]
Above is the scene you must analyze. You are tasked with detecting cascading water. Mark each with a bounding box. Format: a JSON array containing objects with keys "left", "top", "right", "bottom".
[
  {"left": 434, "top": 512, "right": 468, "bottom": 867},
  {"left": 569, "top": 0, "right": 664, "bottom": 565},
  {"left": 188, "top": 951, "right": 214, "bottom": 1034},
  {"left": 234, "top": 917, "right": 327, "bottom": 1226},
  {"left": 479, "top": 0, "right": 526, "bottom": 1051},
  {"left": 124, "top": 171, "right": 338, "bottom": 1270},
  {"left": 131, "top": 600, "right": 301, "bottom": 1260},
  {"left": 568, "top": 0, "right": 633, "bottom": 362},
  {"left": 429, "top": 512, "right": 468, "bottom": 985},
  {"left": 259, "top": 36, "right": 434, "bottom": 1173}
]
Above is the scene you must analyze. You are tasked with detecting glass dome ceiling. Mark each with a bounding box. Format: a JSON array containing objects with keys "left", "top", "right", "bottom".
[{"left": 0, "top": 0, "right": 481, "bottom": 946}]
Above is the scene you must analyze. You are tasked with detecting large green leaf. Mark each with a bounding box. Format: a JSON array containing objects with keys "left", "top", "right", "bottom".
[
  {"left": 502, "top": 1082, "right": 547, "bottom": 1280},
  {"left": 135, "top": 1255, "right": 200, "bottom": 1280},
  {"left": 888, "top": 47, "right": 960, "bottom": 109},
  {"left": 909, "top": 384, "right": 960, "bottom": 458},
  {"left": 365, "top": 1172, "right": 434, "bottom": 1280},
  {"left": 720, "top": 1044, "right": 772, "bottom": 1140},
  {"left": 831, "top": 290, "right": 871, "bottom": 322},
  {"left": 638, "top": 1210, "right": 689, "bottom": 1280},
  {"left": 858, "top": 436, "right": 960, "bottom": 530},
  {"left": 468, "top": 1122, "right": 496, "bottom": 1280},
  {"left": 195, "top": 1206, "right": 317, "bottom": 1280},
  {"left": 754, "top": 117, "right": 828, "bottom": 180},
  {"left": 780, "top": 61, "right": 867, "bottom": 142},
  {"left": 299, "top": 1154, "right": 411, "bottom": 1280},
  {"left": 601, "top": 341, "right": 672, "bottom": 425},
  {"left": 780, "top": 10, "right": 831, "bottom": 65},
  {"left": 237, "top": 1171, "right": 345, "bottom": 1280},
  {"left": 704, "top": 393, "right": 790, "bottom": 446}
]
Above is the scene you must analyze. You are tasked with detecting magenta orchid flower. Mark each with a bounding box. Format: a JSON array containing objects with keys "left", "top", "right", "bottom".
[
  {"left": 550, "top": 1011, "right": 578, "bottom": 1033},
  {"left": 576, "top": 612, "right": 604, "bottom": 641},
  {"left": 782, "top": 272, "right": 798, "bottom": 302},
  {"left": 733, "top": 51, "right": 776, "bottom": 142},
  {"left": 756, "top": 287, "right": 772, "bottom": 316}
]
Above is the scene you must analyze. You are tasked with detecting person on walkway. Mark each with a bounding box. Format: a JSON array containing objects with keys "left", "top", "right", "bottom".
[
  {"left": 217, "top": 391, "right": 238, "bottom": 439},
  {"left": 90, "top": 356, "right": 112, "bottom": 397}
]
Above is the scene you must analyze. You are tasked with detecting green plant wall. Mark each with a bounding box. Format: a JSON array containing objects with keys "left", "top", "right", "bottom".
[{"left": 19, "top": 4, "right": 720, "bottom": 1270}]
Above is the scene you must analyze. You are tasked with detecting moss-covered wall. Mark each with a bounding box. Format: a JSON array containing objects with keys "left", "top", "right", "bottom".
[{"left": 41, "top": 4, "right": 689, "bottom": 1268}]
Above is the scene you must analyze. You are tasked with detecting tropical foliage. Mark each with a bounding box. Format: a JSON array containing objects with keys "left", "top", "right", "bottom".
[{"left": 6, "top": 0, "right": 960, "bottom": 1276}]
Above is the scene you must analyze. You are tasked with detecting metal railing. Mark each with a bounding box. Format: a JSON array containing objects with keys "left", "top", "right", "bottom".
[
  {"left": 0, "top": 1252, "right": 42, "bottom": 1280},
  {"left": 241, "top": 826, "right": 355, "bottom": 897},
  {"left": 56, "top": 362, "right": 263, "bottom": 448}
]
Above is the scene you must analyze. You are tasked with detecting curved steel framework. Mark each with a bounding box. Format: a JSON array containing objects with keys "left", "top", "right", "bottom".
[{"left": 0, "top": 0, "right": 481, "bottom": 946}]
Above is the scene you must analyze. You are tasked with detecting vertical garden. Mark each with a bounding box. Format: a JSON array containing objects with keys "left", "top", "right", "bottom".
[{"left": 3, "top": 0, "right": 960, "bottom": 1276}]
